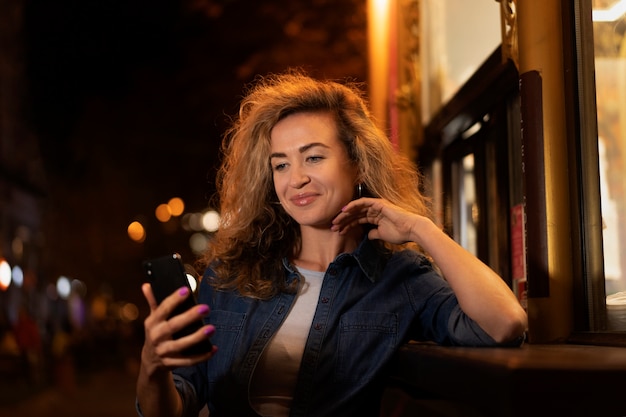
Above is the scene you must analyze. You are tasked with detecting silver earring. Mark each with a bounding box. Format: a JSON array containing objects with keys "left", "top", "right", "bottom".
[{"left": 357, "top": 183, "right": 362, "bottom": 198}]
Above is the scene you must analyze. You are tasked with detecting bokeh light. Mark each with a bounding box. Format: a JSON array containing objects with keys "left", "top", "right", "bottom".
[
  {"left": 69, "top": 292, "right": 86, "bottom": 329},
  {"left": 127, "top": 221, "right": 146, "bottom": 242},
  {"left": 168, "top": 197, "right": 185, "bottom": 216},
  {"left": 120, "top": 302, "right": 139, "bottom": 322},
  {"left": 11, "top": 236, "right": 23, "bottom": 259},
  {"left": 12, "top": 265, "right": 24, "bottom": 288},
  {"left": 183, "top": 212, "right": 204, "bottom": 231},
  {"left": 91, "top": 295, "right": 108, "bottom": 320},
  {"left": 0, "top": 259, "right": 11, "bottom": 291},
  {"left": 155, "top": 203, "right": 172, "bottom": 222},
  {"left": 72, "top": 279, "right": 87, "bottom": 298},
  {"left": 56, "top": 275, "right": 72, "bottom": 299},
  {"left": 189, "top": 233, "right": 208, "bottom": 254},
  {"left": 202, "top": 210, "right": 220, "bottom": 232}
]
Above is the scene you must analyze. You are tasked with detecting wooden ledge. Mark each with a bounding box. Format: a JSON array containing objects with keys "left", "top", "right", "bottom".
[{"left": 387, "top": 342, "right": 626, "bottom": 417}]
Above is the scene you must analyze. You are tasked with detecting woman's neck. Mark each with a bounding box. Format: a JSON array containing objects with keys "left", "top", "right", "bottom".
[{"left": 293, "top": 226, "right": 363, "bottom": 272}]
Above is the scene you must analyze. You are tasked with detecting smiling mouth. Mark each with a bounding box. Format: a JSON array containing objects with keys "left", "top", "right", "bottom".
[{"left": 290, "top": 193, "right": 318, "bottom": 207}]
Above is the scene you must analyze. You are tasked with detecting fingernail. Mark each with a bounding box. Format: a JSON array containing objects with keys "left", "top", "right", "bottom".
[
  {"left": 197, "top": 304, "right": 209, "bottom": 315},
  {"left": 204, "top": 326, "right": 215, "bottom": 336},
  {"left": 179, "top": 286, "right": 190, "bottom": 296},
  {"left": 341, "top": 206, "right": 347, "bottom": 211}
]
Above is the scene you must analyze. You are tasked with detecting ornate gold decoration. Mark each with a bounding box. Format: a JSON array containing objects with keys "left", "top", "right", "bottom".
[
  {"left": 497, "top": 0, "right": 519, "bottom": 68},
  {"left": 395, "top": 0, "right": 423, "bottom": 156}
]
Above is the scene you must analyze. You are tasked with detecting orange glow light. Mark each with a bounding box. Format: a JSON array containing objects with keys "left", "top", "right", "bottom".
[
  {"left": 127, "top": 221, "right": 146, "bottom": 242},
  {"left": 155, "top": 203, "right": 172, "bottom": 222},
  {"left": 168, "top": 197, "right": 185, "bottom": 217}
]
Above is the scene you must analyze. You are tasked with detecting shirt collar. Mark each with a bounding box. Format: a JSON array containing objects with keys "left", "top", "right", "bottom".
[
  {"left": 345, "top": 235, "right": 389, "bottom": 283},
  {"left": 282, "top": 236, "right": 389, "bottom": 283}
]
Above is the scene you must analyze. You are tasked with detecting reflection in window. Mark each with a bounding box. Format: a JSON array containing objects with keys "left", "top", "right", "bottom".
[
  {"left": 598, "top": 139, "right": 622, "bottom": 290},
  {"left": 420, "top": 0, "right": 500, "bottom": 120},
  {"left": 592, "top": 0, "right": 626, "bottom": 326},
  {"left": 453, "top": 154, "right": 477, "bottom": 256}
]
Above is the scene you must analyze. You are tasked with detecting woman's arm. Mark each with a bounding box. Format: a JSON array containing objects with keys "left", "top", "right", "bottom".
[
  {"left": 332, "top": 198, "right": 528, "bottom": 344},
  {"left": 136, "top": 283, "right": 216, "bottom": 417}
]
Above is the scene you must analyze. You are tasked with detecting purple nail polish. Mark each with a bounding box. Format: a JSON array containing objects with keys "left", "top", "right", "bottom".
[
  {"left": 204, "top": 326, "right": 215, "bottom": 336},
  {"left": 179, "top": 286, "right": 190, "bottom": 296},
  {"left": 197, "top": 305, "right": 209, "bottom": 315}
]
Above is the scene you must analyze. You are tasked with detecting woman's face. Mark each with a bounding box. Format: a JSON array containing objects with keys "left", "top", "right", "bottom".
[{"left": 270, "top": 111, "right": 358, "bottom": 229}]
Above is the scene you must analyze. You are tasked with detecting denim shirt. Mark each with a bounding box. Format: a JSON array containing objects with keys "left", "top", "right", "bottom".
[{"left": 164, "top": 238, "right": 498, "bottom": 417}]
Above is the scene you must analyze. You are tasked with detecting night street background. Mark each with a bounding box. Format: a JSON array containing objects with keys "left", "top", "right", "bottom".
[{"left": 0, "top": 1, "right": 368, "bottom": 415}]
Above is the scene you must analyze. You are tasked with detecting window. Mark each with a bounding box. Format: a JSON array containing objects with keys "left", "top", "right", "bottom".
[
  {"left": 568, "top": 0, "right": 626, "bottom": 336},
  {"left": 422, "top": 47, "right": 519, "bottom": 291},
  {"left": 593, "top": 0, "right": 626, "bottom": 331}
]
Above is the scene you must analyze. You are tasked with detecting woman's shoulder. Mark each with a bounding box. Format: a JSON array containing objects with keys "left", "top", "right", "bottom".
[
  {"left": 389, "top": 247, "right": 434, "bottom": 268},
  {"left": 384, "top": 248, "right": 446, "bottom": 284}
]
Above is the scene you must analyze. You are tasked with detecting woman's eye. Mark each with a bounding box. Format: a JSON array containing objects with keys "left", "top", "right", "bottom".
[
  {"left": 307, "top": 155, "right": 324, "bottom": 163},
  {"left": 273, "top": 162, "right": 287, "bottom": 171}
]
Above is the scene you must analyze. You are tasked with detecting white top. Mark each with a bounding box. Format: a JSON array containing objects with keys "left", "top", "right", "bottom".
[{"left": 249, "top": 267, "right": 325, "bottom": 416}]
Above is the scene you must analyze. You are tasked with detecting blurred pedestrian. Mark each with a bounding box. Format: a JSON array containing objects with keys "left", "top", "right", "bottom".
[{"left": 13, "top": 305, "right": 43, "bottom": 385}]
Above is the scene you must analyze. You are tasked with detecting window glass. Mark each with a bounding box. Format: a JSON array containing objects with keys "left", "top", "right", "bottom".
[
  {"left": 453, "top": 154, "right": 477, "bottom": 256},
  {"left": 420, "top": 0, "right": 500, "bottom": 121},
  {"left": 592, "top": 0, "right": 626, "bottom": 329}
]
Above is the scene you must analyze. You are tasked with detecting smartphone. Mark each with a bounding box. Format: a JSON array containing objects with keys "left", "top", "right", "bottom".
[{"left": 142, "top": 253, "right": 213, "bottom": 355}]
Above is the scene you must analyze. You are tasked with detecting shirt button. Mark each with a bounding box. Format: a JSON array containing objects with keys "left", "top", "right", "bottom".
[
  {"left": 328, "top": 268, "right": 337, "bottom": 276},
  {"left": 320, "top": 297, "right": 329, "bottom": 304},
  {"left": 314, "top": 323, "right": 322, "bottom": 330}
]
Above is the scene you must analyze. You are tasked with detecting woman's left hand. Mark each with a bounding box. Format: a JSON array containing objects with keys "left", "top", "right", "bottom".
[{"left": 331, "top": 197, "right": 421, "bottom": 244}]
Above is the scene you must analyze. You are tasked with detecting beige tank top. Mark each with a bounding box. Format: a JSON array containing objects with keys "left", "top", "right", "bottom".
[{"left": 248, "top": 267, "right": 324, "bottom": 416}]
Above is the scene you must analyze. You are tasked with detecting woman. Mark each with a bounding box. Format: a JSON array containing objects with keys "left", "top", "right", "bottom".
[{"left": 136, "top": 71, "right": 527, "bottom": 417}]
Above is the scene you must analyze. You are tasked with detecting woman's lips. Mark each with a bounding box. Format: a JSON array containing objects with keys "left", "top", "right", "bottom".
[{"left": 290, "top": 192, "right": 318, "bottom": 207}]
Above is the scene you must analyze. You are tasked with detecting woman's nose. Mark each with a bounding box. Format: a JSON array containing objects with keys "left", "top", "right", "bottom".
[{"left": 289, "top": 167, "right": 310, "bottom": 188}]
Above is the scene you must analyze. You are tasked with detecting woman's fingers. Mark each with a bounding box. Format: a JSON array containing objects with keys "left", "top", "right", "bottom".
[
  {"left": 332, "top": 198, "right": 385, "bottom": 232},
  {"left": 141, "top": 283, "right": 216, "bottom": 367},
  {"left": 148, "top": 334, "right": 217, "bottom": 369},
  {"left": 152, "top": 324, "right": 216, "bottom": 358},
  {"left": 332, "top": 200, "right": 369, "bottom": 230},
  {"left": 333, "top": 198, "right": 417, "bottom": 244},
  {"left": 141, "top": 282, "right": 158, "bottom": 311},
  {"left": 148, "top": 299, "right": 211, "bottom": 343}
]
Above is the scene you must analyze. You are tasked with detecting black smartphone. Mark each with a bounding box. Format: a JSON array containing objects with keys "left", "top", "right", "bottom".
[{"left": 142, "top": 253, "right": 213, "bottom": 355}]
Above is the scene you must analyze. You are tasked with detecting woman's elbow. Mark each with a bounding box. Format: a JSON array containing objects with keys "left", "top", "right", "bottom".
[{"left": 491, "top": 308, "right": 528, "bottom": 345}]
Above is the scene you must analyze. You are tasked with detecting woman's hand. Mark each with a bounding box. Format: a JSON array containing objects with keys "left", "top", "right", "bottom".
[
  {"left": 137, "top": 284, "right": 216, "bottom": 417},
  {"left": 331, "top": 197, "right": 421, "bottom": 245},
  {"left": 140, "top": 283, "right": 217, "bottom": 377}
]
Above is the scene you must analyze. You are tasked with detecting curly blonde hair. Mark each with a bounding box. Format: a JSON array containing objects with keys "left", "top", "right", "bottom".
[{"left": 200, "top": 69, "right": 430, "bottom": 299}]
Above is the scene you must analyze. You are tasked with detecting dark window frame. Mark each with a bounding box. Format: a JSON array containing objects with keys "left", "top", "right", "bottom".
[{"left": 421, "top": 46, "right": 520, "bottom": 290}]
